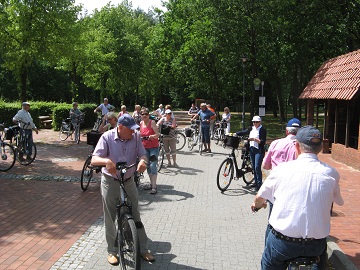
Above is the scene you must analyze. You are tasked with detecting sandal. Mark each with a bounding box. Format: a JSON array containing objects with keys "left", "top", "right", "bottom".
[{"left": 150, "top": 188, "right": 157, "bottom": 194}]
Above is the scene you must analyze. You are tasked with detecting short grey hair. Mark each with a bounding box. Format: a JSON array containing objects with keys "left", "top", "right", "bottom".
[
  {"left": 298, "top": 141, "right": 322, "bottom": 154},
  {"left": 286, "top": 126, "right": 299, "bottom": 135},
  {"left": 107, "top": 112, "right": 117, "bottom": 120}
]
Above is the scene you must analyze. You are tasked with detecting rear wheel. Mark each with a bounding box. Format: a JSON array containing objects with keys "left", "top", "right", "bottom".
[
  {"left": 81, "top": 156, "right": 93, "bottom": 191},
  {"left": 118, "top": 215, "right": 141, "bottom": 270},
  {"left": 0, "top": 142, "right": 15, "bottom": 172},
  {"left": 16, "top": 141, "right": 36, "bottom": 166},
  {"left": 59, "top": 125, "right": 70, "bottom": 141},
  {"left": 175, "top": 131, "right": 186, "bottom": 151},
  {"left": 241, "top": 156, "right": 254, "bottom": 185},
  {"left": 157, "top": 146, "right": 164, "bottom": 172},
  {"left": 216, "top": 158, "right": 234, "bottom": 192}
]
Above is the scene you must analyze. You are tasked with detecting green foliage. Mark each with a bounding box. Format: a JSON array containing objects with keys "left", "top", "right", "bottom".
[{"left": 0, "top": 101, "right": 40, "bottom": 127}]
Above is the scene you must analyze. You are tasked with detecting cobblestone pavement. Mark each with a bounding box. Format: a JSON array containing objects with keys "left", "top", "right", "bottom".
[
  {"left": 1, "top": 129, "right": 358, "bottom": 270},
  {"left": 50, "top": 143, "right": 268, "bottom": 270}
]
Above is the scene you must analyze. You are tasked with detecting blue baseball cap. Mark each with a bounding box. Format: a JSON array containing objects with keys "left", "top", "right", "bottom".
[
  {"left": 287, "top": 118, "right": 301, "bottom": 128},
  {"left": 118, "top": 114, "right": 139, "bottom": 130},
  {"left": 296, "top": 126, "right": 322, "bottom": 146}
]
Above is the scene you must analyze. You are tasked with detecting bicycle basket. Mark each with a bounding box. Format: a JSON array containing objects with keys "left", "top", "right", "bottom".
[
  {"left": 238, "top": 139, "right": 249, "bottom": 151},
  {"left": 184, "top": 127, "right": 193, "bottom": 137},
  {"left": 86, "top": 131, "right": 102, "bottom": 146},
  {"left": 4, "top": 126, "right": 19, "bottom": 140},
  {"left": 224, "top": 135, "right": 240, "bottom": 149},
  {"left": 221, "top": 121, "right": 228, "bottom": 129}
]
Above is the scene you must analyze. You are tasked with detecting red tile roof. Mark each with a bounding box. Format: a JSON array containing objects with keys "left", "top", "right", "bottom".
[{"left": 299, "top": 49, "right": 360, "bottom": 100}]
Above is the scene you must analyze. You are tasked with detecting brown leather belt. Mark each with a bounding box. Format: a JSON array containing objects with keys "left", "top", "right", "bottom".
[{"left": 269, "top": 225, "right": 323, "bottom": 242}]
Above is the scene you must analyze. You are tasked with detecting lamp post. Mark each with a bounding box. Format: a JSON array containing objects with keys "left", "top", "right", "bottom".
[{"left": 241, "top": 55, "right": 247, "bottom": 130}]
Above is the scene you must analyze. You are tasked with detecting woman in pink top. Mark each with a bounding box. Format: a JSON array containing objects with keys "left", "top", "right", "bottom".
[{"left": 140, "top": 107, "right": 160, "bottom": 194}]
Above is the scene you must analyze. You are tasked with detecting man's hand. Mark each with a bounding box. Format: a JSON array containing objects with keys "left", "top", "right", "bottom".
[
  {"left": 34, "top": 128, "right": 38, "bottom": 134},
  {"left": 251, "top": 202, "right": 267, "bottom": 213},
  {"left": 137, "top": 159, "right": 147, "bottom": 173},
  {"left": 105, "top": 159, "right": 116, "bottom": 175}
]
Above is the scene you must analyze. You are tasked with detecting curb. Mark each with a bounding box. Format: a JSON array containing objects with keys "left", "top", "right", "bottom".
[{"left": 327, "top": 237, "right": 358, "bottom": 270}]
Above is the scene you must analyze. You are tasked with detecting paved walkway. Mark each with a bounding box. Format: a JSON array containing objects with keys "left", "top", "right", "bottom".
[{"left": 0, "top": 130, "right": 359, "bottom": 269}]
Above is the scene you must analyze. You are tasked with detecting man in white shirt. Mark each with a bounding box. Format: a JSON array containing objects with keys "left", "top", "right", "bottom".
[
  {"left": 251, "top": 126, "right": 343, "bottom": 269},
  {"left": 13, "top": 102, "right": 38, "bottom": 161},
  {"left": 94, "top": 98, "right": 112, "bottom": 116}
]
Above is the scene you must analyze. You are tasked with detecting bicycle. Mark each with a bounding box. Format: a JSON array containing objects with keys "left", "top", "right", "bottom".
[
  {"left": 9, "top": 120, "right": 37, "bottom": 166},
  {"left": 216, "top": 134, "right": 254, "bottom": 191},
  {"left": 157, "top": 134, "right": 165, "bottom": 172},
  {"left": 213, "top": 119, "right": 227, "bottom": 147},
  {"left": 111, "top": 161, "right": 141, "bottom": 269},
  {"left": 81, "top": 131, "right": 103, "bottom": 191},
  {"left": 92, "top": 112, "right": 103, "bottom": 131},
  {"left": 186, "top": 120, "right": 203, "bottom": 154},
  {"left": 59, "top": 113, "right": 85, "bottom": 143},
  {"left": 0, "top": 123, "right": 16, "bottom": 172}
]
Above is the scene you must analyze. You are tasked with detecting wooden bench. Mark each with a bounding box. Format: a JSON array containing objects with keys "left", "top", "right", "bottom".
[{"left": 39, "top": 116, "right": 52, "bottom": 129}]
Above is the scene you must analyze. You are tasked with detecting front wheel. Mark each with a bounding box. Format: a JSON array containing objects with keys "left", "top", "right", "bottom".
[
  {"left": 157, "top": 146, "right": 164, "bottom": 172},
  {"left": 216, "top": 158, "right": 234, "bottom": 192},
  {"left": 118, "top": 215, "right": 141, "bottom": 270},
  {"left": 241, "top": 156, "right": 254, "bottom": 185},
  {"left": 175, "top": 131, "right": 186, "bottom": 151},
  {"left": 0, "top": 142, "right": 16, "bottom": 172},
  {"left": 81, "top": 156, "right": 93, "bottom": 191}
]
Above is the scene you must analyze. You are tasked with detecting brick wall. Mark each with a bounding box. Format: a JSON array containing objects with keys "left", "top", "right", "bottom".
[{"left": 331, "top": 143, "right": 360, "bottom": 171}]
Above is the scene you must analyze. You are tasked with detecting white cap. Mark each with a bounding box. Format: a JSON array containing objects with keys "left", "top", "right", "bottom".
[
  {"left": 22, "top": 102, "right": 30, "bottom": 106},
  {"left": 165, "top": 109, "right": 172, "bottom": 114},
  {"left": 252, "top": 116, "right": 261, "bottom": 122}
]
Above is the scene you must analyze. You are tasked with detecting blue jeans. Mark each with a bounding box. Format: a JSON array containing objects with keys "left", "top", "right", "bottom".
[
  {"left": 23, "top": 129, "right": 33, "bottom": 156},
  {"left": 262, "top": 231, "right": 326, "bottom": 270},
  {"left": 249, "top": 146, "right": 264, "bottom": 188},
  {"left": 145, "top": 147, "right": 159, "bottom": 175},
  {"left": 201, "top": 125, "right": 210, "bottom": 144}
]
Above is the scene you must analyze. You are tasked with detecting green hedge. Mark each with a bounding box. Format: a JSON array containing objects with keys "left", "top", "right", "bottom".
[{"left": 0, "top": 101, "right": 97, "bottom": 130}]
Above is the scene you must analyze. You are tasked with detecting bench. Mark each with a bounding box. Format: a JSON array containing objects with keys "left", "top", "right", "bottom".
[{"left": 39, "top": 116, "right": 52, "bottom": 129}]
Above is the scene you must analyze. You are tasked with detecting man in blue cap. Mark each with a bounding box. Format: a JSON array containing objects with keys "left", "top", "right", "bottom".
[
  {"left": 91, "top": 114, "right": 155, "bottom": 265},
  {"left": 252, "top": 126, "right": 343, "bottom": 269}
]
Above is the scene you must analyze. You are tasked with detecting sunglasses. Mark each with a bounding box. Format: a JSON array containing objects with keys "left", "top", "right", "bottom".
[
  {"left": 141, "top": 113, "right": 149, "bottom": 116},
  {"left": 253, "top": 121, "right": 260, "bottom": 123}
]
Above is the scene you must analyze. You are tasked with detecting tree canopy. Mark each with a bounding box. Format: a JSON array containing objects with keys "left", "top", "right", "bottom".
[{"left": 1, "top": 0, "right": 359, "bottom": 121}]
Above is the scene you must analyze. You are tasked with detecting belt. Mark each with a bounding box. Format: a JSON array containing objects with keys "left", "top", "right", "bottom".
[
  {"left": 114, "top": 176, "right": 133, "bottom": 182},
  {"left": 269, "top": 225, "right": 322, "bottom": 242}
]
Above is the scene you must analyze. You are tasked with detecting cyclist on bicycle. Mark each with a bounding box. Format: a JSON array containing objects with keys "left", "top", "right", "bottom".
[
  {"left": 12, "top": 102, "right": 38, "bottom": 161},
  {"left": 191, "top": 103, "right": 215, "bottom": 153},
  {"left": 70, "top": 102, "right": 83, "bottom": 128},
  {"left": 251, "top": 126, "right": 343, "bottom": 270},
  {"left": 94, "top": 98, "right": 113, "bottom": 116},
  {"left": 91, "top": 114, "right": 155, "bottom": 265}
]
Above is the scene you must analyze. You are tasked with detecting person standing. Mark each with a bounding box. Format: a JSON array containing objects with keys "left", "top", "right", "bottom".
[
  {"left": 117, "top": 105, "right": 129, "bottom": 118},
  {"left": 261, "top": 118, "right": 301, "bottom": 241},
  {"left": 91, "top": 114, "right": 155, "bottom": 265},
  {"left": 236, "top": 116, "right": 267, "bottom": 191},
  {"left": 188, "top": 103, "right": 199, "bottom": 117},
  {"left": 98, "top": 112, "right": 118, "bottom": 133},
  {"left": 251, "top": 126, "right": 344, "bottom": 270},
  {"left": 157, "top": 109, "right": 178, "bottom": 167},
  {"left": 222, "top": 107, "right": 231, "bottom": 134},
  {"left": 140, "top": 107, "right": 160, "bottom": 194},
  {"left": 70, "top": 102, "right": 83, "bottom": 127},
  {"left": 207, "top": 104, "right": 216, "bottom": 139},
  {"left": 132, "top": 104, "right": 142, "bottom": 125},
  {"left": 12, "top": 102, "right": 38, "bottom": 161},
  {"left": 192, "top": 103, "right": 215, "bottom": 153},
  {"left": 155, "top": 104, "right": 164, "bottom": 117},
  {"left": 94, "top": 98, "right": 112, "bottom": 116}
]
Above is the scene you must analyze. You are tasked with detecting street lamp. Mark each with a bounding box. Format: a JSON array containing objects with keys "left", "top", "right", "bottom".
[{"left": 241, "top": 55, "right": 247, "bottom": 130}]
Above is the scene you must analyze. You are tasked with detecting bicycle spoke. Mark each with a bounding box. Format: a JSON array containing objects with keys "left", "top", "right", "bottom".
[{"left": 217, "top": 159, "right": 234, "bottom": 191}]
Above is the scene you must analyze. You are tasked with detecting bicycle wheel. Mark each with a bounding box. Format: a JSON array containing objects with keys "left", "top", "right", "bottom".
[
  {"left": 75, "top": 125, "right": 80, "bottom": 144},
  {"left": 242, "top": 156, "right": 254, "bottom": 185},
  {"left": 0, "top": 142, "right": 16, "bottom": 172},
  {"left": 17, "top": 141, "right": 36, "bottom": 166},
  {"left": 189, "top": 133, "right": 197, "bottom": 151},
  {"left": 214, "top": 128, "right": 220, "bottom": 145},
  {"left": 118, "top": 214, "right": 141, "bottom": 270},
  {"left": 187, "top": 136, "right": 194, "bottom": 150},
  {"left": 59, "top": 125, "right": 70, "bottom": 141},
  {"left": 81, "top": 156, "right": 93, "bottom": 191},
  {"left": 175, "top": 132, "right": 186, "bottom": 151},
  {"left": 157, "top": 146, "right": 164, "bottom": 172},
  {"left": 216, "top": 158, "right": 234, "bottom": 192}
]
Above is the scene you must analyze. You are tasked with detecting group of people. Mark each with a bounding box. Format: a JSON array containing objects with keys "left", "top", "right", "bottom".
[{"left": 12, "top": 98, "right": 343, "bottom": 268}]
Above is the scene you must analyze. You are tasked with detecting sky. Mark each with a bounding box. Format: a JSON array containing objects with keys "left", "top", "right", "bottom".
[{"left": 74, "top": 0, "right": 166, "bottom": 13}]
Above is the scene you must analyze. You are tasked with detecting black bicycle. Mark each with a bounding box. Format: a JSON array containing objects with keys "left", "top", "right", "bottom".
[
  {"left": 113, "top": 161, "right": 141, "bottom": 269},
  {"left": 187, "top": 120, "right": 203, "bottom": 154},
  {"left": 216, "top": 135, "right": 254, "bottom": 192},
  {"left": 8, "top": 120, "right": 37, "bottom": 166},
  {"left": 0, "top": 123, "right": 16, "bottom": 172}
]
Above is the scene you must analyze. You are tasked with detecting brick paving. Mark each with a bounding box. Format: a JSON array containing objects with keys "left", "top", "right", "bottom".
[{"left": 0, "top": 129, "right": 359, "bottom": 269}]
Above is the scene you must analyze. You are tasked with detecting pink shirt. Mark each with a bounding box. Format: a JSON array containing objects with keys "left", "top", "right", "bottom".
[
  {"left": 262, "top": 135, "right": 297, "bottom": 170},
  {"left": 140, "top": 120, "right": 159, "bottom": 149}
]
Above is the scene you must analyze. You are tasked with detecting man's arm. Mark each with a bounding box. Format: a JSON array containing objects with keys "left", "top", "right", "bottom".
[
  {"left": 91, "top": 155, "right": 116, "bottom": 175},
  {"left": 251, "top": 194, "right": 267, "bottom": 212}
]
